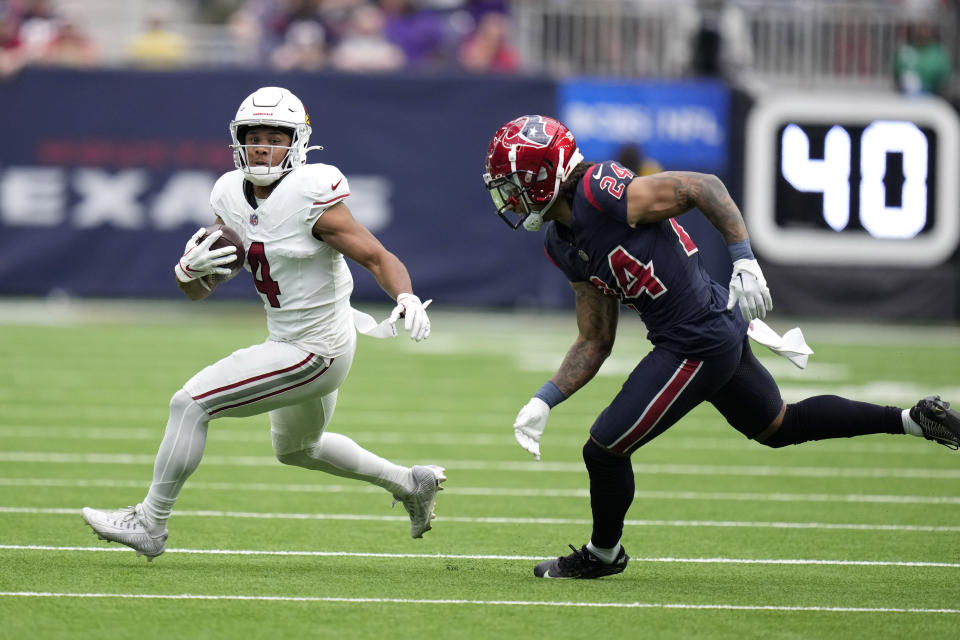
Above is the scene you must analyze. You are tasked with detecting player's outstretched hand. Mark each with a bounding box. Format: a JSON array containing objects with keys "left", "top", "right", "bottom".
[
  {"left": 174, "top": 227, "right": 237, "bottom": 283},
  {"left": 513, "top": 397, "right": 549, "bottom": 461},
  {"left": 726, "top": 258, "right": 772, "bottom": 322},
  {"left": 390, "top": 293, "right": 431, "bottom": 342}
]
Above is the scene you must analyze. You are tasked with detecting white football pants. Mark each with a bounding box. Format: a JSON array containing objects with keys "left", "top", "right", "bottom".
[{"left": 141, "top": 337, "right": 413, "bottom": 532}]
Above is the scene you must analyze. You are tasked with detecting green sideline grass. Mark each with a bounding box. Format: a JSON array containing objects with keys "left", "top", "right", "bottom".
[{"left": 0, "top": 299, "right": 958, "bottom": 639}]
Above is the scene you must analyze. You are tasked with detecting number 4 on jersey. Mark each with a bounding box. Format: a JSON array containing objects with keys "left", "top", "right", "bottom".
[{"left": 247, "top": 242, "right": 282, "bottom": 308}]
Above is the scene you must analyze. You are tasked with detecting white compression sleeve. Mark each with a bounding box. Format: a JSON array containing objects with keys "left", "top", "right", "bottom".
[
  {"left": 141, "top": 389, "right": 209, "bottom": 532},
  {"left": 281, "top": 432, "right": 413, "bottom": 497}
]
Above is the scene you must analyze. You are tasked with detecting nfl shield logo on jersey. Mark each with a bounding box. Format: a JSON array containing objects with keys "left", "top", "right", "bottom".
[{"left": 249, "top": 213, "right": 259, "bottom": 226}]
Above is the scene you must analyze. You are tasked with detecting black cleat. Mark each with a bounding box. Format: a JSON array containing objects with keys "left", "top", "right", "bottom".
[
  {"left": 534, "top": 544, "right": 629, "bottom": 579},
  {"left": 910, "top": 396, "right": 960, "bottom": 450}
]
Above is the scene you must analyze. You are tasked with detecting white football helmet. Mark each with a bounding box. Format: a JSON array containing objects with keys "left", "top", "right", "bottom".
[{"left": 229, "top": 87, "right": 323, "bottom": 186}]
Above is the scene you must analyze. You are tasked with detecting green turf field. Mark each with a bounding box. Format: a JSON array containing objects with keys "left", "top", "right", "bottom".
[{"left": 1, "top": 299, "right": 958, "bottom": 639}]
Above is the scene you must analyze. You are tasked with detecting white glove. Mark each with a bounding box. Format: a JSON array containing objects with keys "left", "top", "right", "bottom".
[
  {"left": 389, "top": 293, "right": 431, "bottom": 341},
  {"left": 726, "top": 258, "right": 772, "bottom": 322},
  {"left": 174, "top": 227, "right": 237, "bottom": 284},
  {"left": 513, "top": 397, "right": 549, "bottom": 461}
]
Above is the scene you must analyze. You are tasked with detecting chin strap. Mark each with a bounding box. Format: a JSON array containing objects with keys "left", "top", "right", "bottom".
[
  {"left": 522, "top": 211, "right": 544, "bottom": 231},
  {"left": 522, "top": 145, "right": 570, "bottom": 232}
]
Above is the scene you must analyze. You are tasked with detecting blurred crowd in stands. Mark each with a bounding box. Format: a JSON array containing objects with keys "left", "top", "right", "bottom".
[
  {"left": 0, "top": 0, "right": 955, "bottom": 103},
  {"left": 0, "top": 0, "right": 520, "bottom": 77},
  {"left": 228, "top": 0, "right": 518, "bottom": 73},
  {"left": 1, "top": 0, "right": 99, "bottom": 75}
]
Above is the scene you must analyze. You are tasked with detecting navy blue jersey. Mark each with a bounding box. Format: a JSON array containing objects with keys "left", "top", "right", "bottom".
[{"left": 544, "top": 161, "right": 746, "bottom": 356}]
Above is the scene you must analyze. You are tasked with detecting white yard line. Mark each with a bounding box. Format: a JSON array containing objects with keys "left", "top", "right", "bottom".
[
  {"left": 2, "top": 545, "right": 959, "bottom": 568},
  {"left": 0, "top": 590, "right": 957, "bottom": 614},
  {"left": 0, "top": 426, "right": 943, "bottom": 457},
  {"left": 2, "top": 451, "right": 958, "bottom": 479},
  {"left": 3, "top": 477, "right": 959, "bottom": 504},
  {"left": 4, "top": 506, "right": 959, "bottom": 532}
]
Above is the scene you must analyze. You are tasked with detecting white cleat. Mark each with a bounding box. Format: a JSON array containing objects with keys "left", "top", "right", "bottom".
[
  {"left": 392, "top": 465, "right": 446, "bottom": 538},
  {"left": 81, "top": 504, "right": 168, "bottom": 561}
]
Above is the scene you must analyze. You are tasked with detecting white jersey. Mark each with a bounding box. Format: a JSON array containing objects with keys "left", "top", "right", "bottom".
[{"left": 210, "top": 164, "right": 355, "bottom": 357}]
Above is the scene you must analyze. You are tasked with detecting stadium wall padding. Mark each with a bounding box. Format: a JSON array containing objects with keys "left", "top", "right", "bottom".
[{"left": 3, "top": 69, "right": 952, "bottom": 319}]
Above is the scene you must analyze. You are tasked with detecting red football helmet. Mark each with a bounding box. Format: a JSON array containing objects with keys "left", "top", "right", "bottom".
[{"left": 483, "top": 115, "right": 584, "bottom": 230}]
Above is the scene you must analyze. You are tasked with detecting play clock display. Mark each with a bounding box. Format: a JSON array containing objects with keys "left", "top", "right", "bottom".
[{"left": 744, "top": 94, "right": 958, "bottom": 267}]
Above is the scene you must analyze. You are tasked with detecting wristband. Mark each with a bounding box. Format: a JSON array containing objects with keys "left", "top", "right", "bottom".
[
  {"left": 727, "top": 239, "right": 755, "bottom": 262},
  {"left": 534, "top": 380, "right": 566, "bottom": 408}
]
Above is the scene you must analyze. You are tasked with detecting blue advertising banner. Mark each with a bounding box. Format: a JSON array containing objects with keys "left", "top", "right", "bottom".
[
  {"left": 557, "top": 78, "right": 734, "bottom": 281},
  {"left": 558, "top": 78, "right": 730, "bottom": 173}
]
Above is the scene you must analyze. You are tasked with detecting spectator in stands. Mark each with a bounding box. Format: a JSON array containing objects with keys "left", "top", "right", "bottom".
[
  {"left": 271, "top": 17, "right": 327, "bottom": 70},
  {"left": 457, "top": 10, "right": 518, "bottom": 73},
  {"left": 228, "top": 0, "right": 312, "bottom": 67},
  {"left": 330, "top": 2, "right": 405, "bottom": 71},
  {"left": 380, "top": 0, "right": 448, "bottom": 69},
  {"left": 15, "top": 0, "right": 58, "bottom": 59},
  {"left": 893, "top": 18, "right": 953, "bottom": 98},
  {"left": 318, "top": 0, "right": 369, "bottom": 50},
  {"left": 128, "top": 12, "right": 188, "bottom": 69},
  {"left": 0, "top": 12, "right": 27, "bottom": 78},
  {"left": 615, "top": 143, "right": 663, "bottom": 177},
  {"left": 38, "top": 17, "right": 99, "bottom": 68},
  {"left": 688, "top": 0, "right": 753, "bottom": 80}
]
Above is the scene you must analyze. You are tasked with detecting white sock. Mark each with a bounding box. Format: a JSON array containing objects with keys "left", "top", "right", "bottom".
[
  {"left": 142, "top": 390, "right": 209, "bottom": 535},
  {"left": 902, "top": 409, "right": 923, "bottom": 437},
  {"left": 298, "top": 432, "right": 413, "bottom": 496},
  {"left": 586, "top": 540, "right": 622, "bottom": 564}
]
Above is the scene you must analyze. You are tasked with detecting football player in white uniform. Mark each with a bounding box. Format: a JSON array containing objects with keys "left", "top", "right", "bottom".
[{"left": 81, "top": 87, "right": 445, "bottom": 560}]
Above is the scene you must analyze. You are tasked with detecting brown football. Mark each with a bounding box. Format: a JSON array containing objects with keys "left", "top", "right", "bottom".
[{"left": 198, "top": 223, "right": 246, "bottom": 282}]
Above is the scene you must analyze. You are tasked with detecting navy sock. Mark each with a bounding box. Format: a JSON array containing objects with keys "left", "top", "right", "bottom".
[
  {"left": 762, "top": 395, "right": 902, "bottom": 448},
  {"left": 583, "top": 438, "right": 634, "bottom": 548}
]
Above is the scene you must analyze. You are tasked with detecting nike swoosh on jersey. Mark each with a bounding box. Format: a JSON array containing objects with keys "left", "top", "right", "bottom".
[{"left": 331, "top": 178, "right": 342, "bottom": 190}]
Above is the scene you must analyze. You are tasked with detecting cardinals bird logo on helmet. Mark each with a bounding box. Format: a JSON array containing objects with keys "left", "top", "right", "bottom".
[{"left": 483, "top": 115, "right": 584, "bottom": 231}]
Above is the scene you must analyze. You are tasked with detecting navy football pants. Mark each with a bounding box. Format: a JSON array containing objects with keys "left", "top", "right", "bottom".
[
  {"left": 590, "top": 337, "right": 780, "bottom": 455},
  {"left": 583, "top": 336, "right": 903, "bottom": 548}
]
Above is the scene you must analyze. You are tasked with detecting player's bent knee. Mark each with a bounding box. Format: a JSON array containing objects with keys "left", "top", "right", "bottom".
[
  {"left": 169, "top": 388, "right": 196, "bottom": 416},
  {"left": 582, "top": 437, "right": 627, "bottom": 465},
  {"left": 275, "top": 449, "right": 311, "bottom": 467},
  {"left": 752, "top": 403, "right": 795, "bottom": 448}
]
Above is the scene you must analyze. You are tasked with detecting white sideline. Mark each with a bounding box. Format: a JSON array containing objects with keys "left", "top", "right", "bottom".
[
  {"left": 4, "top": 506, "right": 960, "bottom": 532},
  {"left": 4, "top": 476, "right": 959, "bottom": 505},
  {"left": 1, "top": 591, "right": 958, "bottom": 614},
  {"left": 3, "top": 545, "right": 959, "bottom": 568}
]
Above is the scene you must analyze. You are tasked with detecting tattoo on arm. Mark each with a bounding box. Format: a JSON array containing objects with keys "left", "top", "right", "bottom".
[
  {"left": 654, "top": 172, "right": 748, "bottom": 243},
  {"left": 552, "top": 284, "right": 617, "bottom": 395}
]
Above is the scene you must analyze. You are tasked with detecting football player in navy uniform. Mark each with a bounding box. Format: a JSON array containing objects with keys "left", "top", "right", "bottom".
[
  {"left": 81, "top": 87, "right": 445, "bottom": 560},
  {"left": 483, "top": 115, "right": 960, "bottom": 579}
]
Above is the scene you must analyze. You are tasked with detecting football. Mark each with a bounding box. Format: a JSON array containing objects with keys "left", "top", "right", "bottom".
[{"left": 198, "top": 223, "right": 246, "bottom": 282}]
